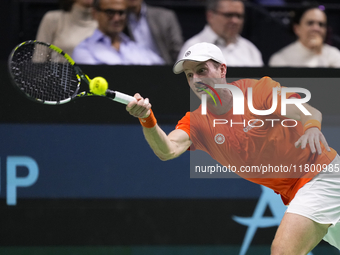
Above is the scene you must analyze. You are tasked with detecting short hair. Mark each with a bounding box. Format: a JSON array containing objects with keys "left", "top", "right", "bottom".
[
  {"left": 92, "top": 0, "right": 127, "bottom": 10},
  {"left": 206, "top": 0, "right": 246, "bottom": 11},
  {"left": 211, "top": 59, "right": 222, "bottom": 69},
  {"left": 92, "top": 0, "right": 101, "bottom": 10},
  {"left": 292, "top": 3, "right": 326, "bottom": 25},
  {"left": 59, "top": 0, "right": 74, "bottom": 11}
]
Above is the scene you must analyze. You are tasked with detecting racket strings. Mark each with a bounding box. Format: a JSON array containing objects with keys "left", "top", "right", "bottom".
[{"left": 10, "top": 43, "right": 79, "bottom": 103}]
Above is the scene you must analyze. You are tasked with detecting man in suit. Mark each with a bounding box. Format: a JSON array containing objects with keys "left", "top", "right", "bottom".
[{"left": 125, "top": 0, "right": 183, "bottom": 65}]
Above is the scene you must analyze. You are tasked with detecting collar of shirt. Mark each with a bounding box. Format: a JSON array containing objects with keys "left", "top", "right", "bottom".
[
  {"left": 203, "top": 25, "right": 240, "bottom": 50},
  {"left": 128, "top": 2, "right": 147, "bottom": 23},
  {"left": 90, "top": 29, "right": 130, "bottom": 47}
]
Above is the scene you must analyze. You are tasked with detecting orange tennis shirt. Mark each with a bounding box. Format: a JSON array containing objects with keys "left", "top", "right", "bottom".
[{"left": 176, "top": 77, "right": 336, "bottom": 205}]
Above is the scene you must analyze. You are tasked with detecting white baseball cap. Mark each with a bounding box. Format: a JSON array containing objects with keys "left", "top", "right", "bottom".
[{"left": 173, "top": 42, "right": 226, "bottom": 74}]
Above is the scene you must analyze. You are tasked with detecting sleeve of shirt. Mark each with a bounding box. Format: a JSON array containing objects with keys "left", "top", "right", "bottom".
[
  {"left": 72, "top": 41, "right": 97, "bottom": 65},
  {"left": 252, "top": 77, "right": 301, "bottom": 116},
  {"left": 175, "top": 112, "right": 196, "bottom": 151},
  {"left": 268, "top": 53, "right": 286, "bottom": 67},
  {"left": 144, "top": 48, "right": 165, "bottom": 65},
  {"left": 249, "top": 42, "right": 264, "bottom": 67},
  {"left": 255, "top": 49, "right": 264, "bottom": 67},
  {"left": 175, "top": 112, "right": 190, "bottom": 137},
  {"left": 329, "top": 47, "right": 340, "bottom": 68},
  {"left": 36, "top": 11, "right": 60, "bottom": 43},
  {"left": 126, "top": 40, "right": 165, "bottom": 65}
]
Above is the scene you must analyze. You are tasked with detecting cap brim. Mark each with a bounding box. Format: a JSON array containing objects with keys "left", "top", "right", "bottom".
[{"left": 173, "top": 55, "right": 212, "bottom": 74}]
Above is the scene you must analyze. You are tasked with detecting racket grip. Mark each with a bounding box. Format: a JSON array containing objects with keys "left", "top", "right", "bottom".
[{"left": 106, "top": 90, "right": 136, "bottom": 105}]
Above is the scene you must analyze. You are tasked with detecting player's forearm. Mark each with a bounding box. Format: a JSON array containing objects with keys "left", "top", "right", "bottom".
[
  {"left": 125, "top": 94, "right": 188, "bottom": 160},
  {"left": 142, "top": 125, "right": 179, "bottom": 161},
  {"left": 300, "top": 104, "right": 322, "bottom": 128},
  {"left": 285, "top": 103, "right": 322, "bottom": 126}
]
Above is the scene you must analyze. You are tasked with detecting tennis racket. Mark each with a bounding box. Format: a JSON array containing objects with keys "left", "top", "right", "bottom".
[{"left": 8, "top": 40, "right": 136, "bottom": 105}]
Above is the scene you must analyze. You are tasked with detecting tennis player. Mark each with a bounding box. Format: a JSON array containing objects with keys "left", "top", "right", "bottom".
[{"left": 126, "top": 42, "right": 340, "bottom": 254}]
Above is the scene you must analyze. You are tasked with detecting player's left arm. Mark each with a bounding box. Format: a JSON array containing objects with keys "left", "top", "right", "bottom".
[{"left": 285, "top": 103, "right": 331, "bottom": 154}]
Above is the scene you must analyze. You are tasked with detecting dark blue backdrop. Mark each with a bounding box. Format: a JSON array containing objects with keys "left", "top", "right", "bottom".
[{"left": 1, "top": 124, "right": 339, "bottom": 204}]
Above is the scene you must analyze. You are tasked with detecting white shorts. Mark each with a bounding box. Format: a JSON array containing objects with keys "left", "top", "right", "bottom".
[{"left": 286, "top": 154, "right": 340, "bottom": 249}]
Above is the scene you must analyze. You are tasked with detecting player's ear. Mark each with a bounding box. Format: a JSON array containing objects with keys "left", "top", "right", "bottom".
[{"left": 220, "top": 64, "right": 227, "bottom": 78}]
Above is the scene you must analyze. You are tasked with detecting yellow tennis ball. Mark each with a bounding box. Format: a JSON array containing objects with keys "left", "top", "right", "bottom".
[{"left": 89, "top": 77, "right": 108, "bottom": 95}]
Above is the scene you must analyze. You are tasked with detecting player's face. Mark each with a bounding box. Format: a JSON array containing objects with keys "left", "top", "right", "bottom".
[
  {"left": 95, "top": 0, "right": 127, "bottom": 36},
  {"left": 207, "top": 0, "right": 244, "bottom": 42},
  {"left": 294, "top": 8, "right": 327, "bottom": 47},
  {"left": 183, "top": 60, "right": 227, "bottom": 102}
]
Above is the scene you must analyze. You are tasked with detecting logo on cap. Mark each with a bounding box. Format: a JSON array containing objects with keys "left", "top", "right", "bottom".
[{"left": 185, "top": 51, "right": 191, "bottom": 57}]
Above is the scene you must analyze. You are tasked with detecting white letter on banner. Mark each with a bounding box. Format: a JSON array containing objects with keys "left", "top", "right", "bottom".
[
  {"left": 7, "top": 156, "right": 39, "bottom": 205},
  {"left": 215, "top": 84, "right": 245, "bottom": 115}
]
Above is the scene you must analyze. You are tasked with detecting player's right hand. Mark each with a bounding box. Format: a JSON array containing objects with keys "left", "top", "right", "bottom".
[{"left": 126, "top": 93, "right": 152, "bottom": 119}]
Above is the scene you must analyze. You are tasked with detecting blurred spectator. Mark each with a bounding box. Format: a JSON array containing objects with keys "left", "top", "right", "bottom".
[
  {"left": 178, "top": 0, "right": 263, "bottom": 67},
  {"left": 125, "top": 0, "right": 183, "bottom": 64},
  {"left": 269, "top": 5, "right": 340, "bottom": 67},
  {"left": 72, "top": 0, "right": 164, "bottom": 65},
  {"left": 36, "top": 0, "right": 98, "bottom": 56}
]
